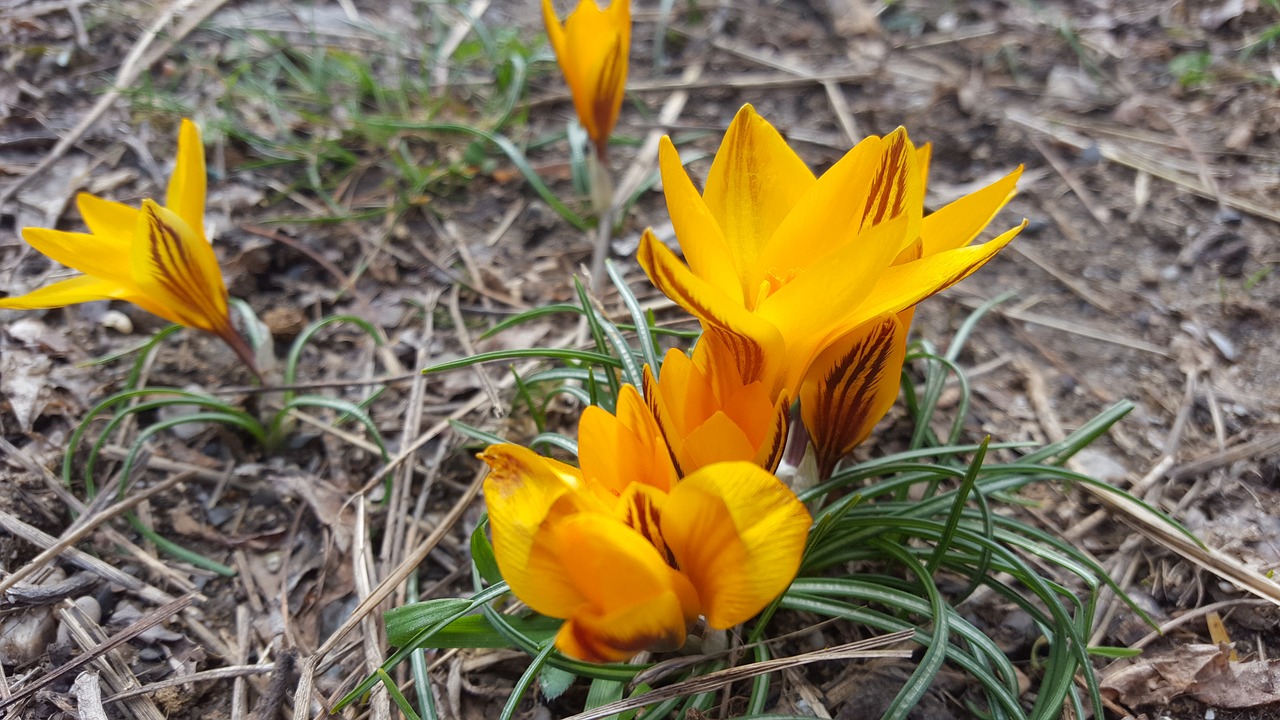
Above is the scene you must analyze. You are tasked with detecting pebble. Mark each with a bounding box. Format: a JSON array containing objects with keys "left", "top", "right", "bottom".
[{"left": 55, "top": 596, "right": 103, "bottom": 645}]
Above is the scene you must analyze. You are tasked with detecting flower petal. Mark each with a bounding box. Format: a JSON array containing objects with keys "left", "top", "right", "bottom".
[
  {"left": 754, "top": 133, "right": 882, "bottom": 284},
  {"left": 658, "top": 137, "right": 742, "bottom": 303},
  {"left": 849, "top": 220, "right": 1027, "bottom": 324},
  {"left": 663, "top": 462, "right": 811, "bottom": 628},
  {"left": 552, "top": 515, "right": 697, "bottom": 662},
  {"left": 76, "top": 193, "right": 139, "bottom": 254},
  {"left": 920, "top": 166, "right": 1023, "bottom": 257},
  {"left": 757, "top": 212, "right": 909, "bottom": 388},
  {"left": 701, "top": 105, "right": 815, "bottom": 293},
  {"left": 639, "top": 229, "right": 786, "bottom": 393},
  {"left": 541, "top": 0, "right": 569, "bottom": 67},
  {"left": 19, "top": 225, "right": 133, "bottom": 286},
  {"left": 752, "top": 393, "right": 790, "bottom": 473},
  {"left": 578, "top": 384, "right": 677, "bottom": 494},
  {"left": 800, "top": 313, "right": 907, "bottom": 478},
  {"left": 166, "top": 119, "right": 207, "bottom": 239},
  {"left": 129, "top": 200, "right": 230, "bottom": 334},
  {"left": 480, "top": 444, "right": 605, "bottom": 618},
  {"left": 0, "top": 275, "right": 127, "bottom": 309},
  {"left": 680, "top": 412, "right": 759, "bottom": 474}
]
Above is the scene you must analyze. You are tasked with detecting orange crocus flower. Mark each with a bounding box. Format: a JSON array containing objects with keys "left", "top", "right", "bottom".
[
  {"left": 480, "top": 387, "right": 811, "bottom": 662},
  {"left": 541, "top": 0, "right": 630, "bottom": 158},
  {"left": 643, "top": 345, "right": 789, "bottom": 475}
]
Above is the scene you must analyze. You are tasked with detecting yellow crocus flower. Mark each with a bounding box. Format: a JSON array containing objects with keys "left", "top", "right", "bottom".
[
  {"left": 643, "top": 345, "right": 789, "bottom": 475},
  {"left": 480, "top": 438, "right": 811, "bottom": 662},
  {"left": 541, "top": 0, "right": 630, "bottom": 157},
  {"left": 638, "top": 104, "right": 1025, "bottom": 401},
  {"left": 0, "top": 119, "right": 255, "bottom": 370},
  {"left": 797, "top": 142, "right": 1025, "bottom": 476}
]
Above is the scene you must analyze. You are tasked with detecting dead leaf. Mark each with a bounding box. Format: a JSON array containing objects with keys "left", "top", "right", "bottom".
[
  {"left": 1101, "top": 643, "right": 1229, "bottom": 707},
  {"left": 1101, "top": 643, "right": 1280, "bottom": 709},
  {"left": 1192, "top": 658, "right": 1280, "bottom": 708},
  {"left": 0, "top": 345, "right": 52, "bottom": 432}
]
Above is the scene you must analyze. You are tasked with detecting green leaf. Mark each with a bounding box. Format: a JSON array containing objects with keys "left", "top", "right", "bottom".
[
  {"left": 385, "top": 601, "right": 561, "bottom": 648},
  {"left": 471, "top": 519, "right": 503, "bottom": 586},
  {"left": 539, "top": 665, "right": 577, "bottom": 701},
  {"left": 1088, "top": 646, "right": 1143, "bottom": 659}
]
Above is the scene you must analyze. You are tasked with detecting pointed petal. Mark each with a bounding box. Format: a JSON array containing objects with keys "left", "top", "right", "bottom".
[
  {"left": 129, "top": 200, "right": 230, "bottom": 334},
  {"left": 639, "top": 229, "right": 786, "bottom": 392},
  {"left": 76, "top": 193, "right": 139, "bottom": 253},
  {"left": 857, "top": 128, "right": 924, "bottom": 245},
  {"left": 479, "top": 444, "right": 603, "bottom": 618},
  {"left": 578, "top": 384, "right": 677, "bottom": 495},
  {"left": 0, "top": 275, "right": 127, "bottom": 309},
  {"left": 916, "top": 142, "right": 933, "bottom": 189},
  {"left": 19, "top": 226, "right": 133, "bottom": 285},
  {"left": 701, "top": 106, "right": 815, "bottom": 292},
  {"left": 166, "top": 119, "right": 207, "bottom": 238},
  {"left": 614, "top": 481, "right": 676, "bottom": 564},
  {"left": 752, "top": 393, "right": 790, "bottom": 473},
  {"left": 800, "top": 314, "right": 907, "bottom": 478},
  {"left": 849, "top": 221, "right": 1026, "bottom": 323},
  {"left": 659, "top": 137, "right": 742, "bottom": 302},
  {"left": 663, "top": 462, "right": 811, "bottom": 628},
  {"left": 541, "top": 0, "right": 569, "bottom": 63},
  {"left": 645, "top": 350, "right": 716, "bottom": 477},
  {"left": 755, "top": 133, "right": 882, "bottom": 281},
  {"left": 757, "top": 212, "right": 909, "bottom": 380},
  {"left": 920, "top": 166, "right": 1023, "bottom": 256},
  {"left": 553, "top": 515, "right": 697, "bottom": 662}
]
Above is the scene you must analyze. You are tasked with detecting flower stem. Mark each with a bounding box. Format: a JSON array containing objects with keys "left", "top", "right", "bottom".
[{"left": 218, "top": 327, "right": 263, "bottom": 383}]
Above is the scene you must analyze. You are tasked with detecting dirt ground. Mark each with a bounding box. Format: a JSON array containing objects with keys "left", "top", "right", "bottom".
[{"left": 1, "top": 0, "right": 1278, "bottom": 718}]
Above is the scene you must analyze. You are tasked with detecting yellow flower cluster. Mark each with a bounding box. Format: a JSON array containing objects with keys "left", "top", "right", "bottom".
[
  {"left": 640, "top": 105, "right": 1025, "bottom": 478},
  {"left": 0, "top": 4, "right": 1024, "bottom": 666},
  {"left": 491, "top": 29, "right": 1024, "bottom": 659}
]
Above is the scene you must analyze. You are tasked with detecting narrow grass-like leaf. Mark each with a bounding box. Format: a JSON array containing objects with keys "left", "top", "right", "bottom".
[
  {"left": 512, "top": 368, "right": 546, "bottom": 432},
  {"left": 423, "top": 348, "right": 624, "bottom": 375},
  {"left": 606, "top": 259, "right": 660, "bottom": 376},
  {"left": 869, "top": 540, "right": 951, "bottom": 720},
  {"left": 574, "top": 277, "right": 625, "bottom": 397},
  {"left": 926, "top": 437, "right": 989, "bottom": 575},
  {"left": 124, "top": 512, "right": 235, "bottom": 576},
  {"left": 448, "top": 419, "right": 509, "bottom": 448},
  {"left": 80, "top": 324, "right": 181, "bottom": 369},
  {"left": 275, "top": 395, "right": 389, "bottom": 460},
  {"left": 502, "top": 642, "right": 558, "bottom": 720},
  {"left": 480, "top": 304, "right": 583, "bottom": 340},
  {"left": 530, "top": 432, "right": 578, "bottom": 456},
  {"left": 284, "top": 315, "right": 384, "bottom": 405},
  {"left": 585, "top": 676, "right": 625, "bottom": 720},
  {"left": 377, "top": 669, "right": 423, "bottom": 720},
  {"left": 339, "top": 582, "right": 513, "bottom": 710},
  {"left": 945, "top": 291, "right": 1016, "bottom": 363},
  {"left": 471, "top": 518, "right": 502, "bottom": 586}
]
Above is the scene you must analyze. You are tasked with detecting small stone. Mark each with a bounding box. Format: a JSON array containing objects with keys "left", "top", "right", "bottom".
[
  {"left": 262, "top": 306, "right": 307, "bottom": 338},
  {"left": 55, "top": 596, "right": 102, "bottom": 645},
  {"left": 100, "top": 310, "right": 133, "bottom": 334}
]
